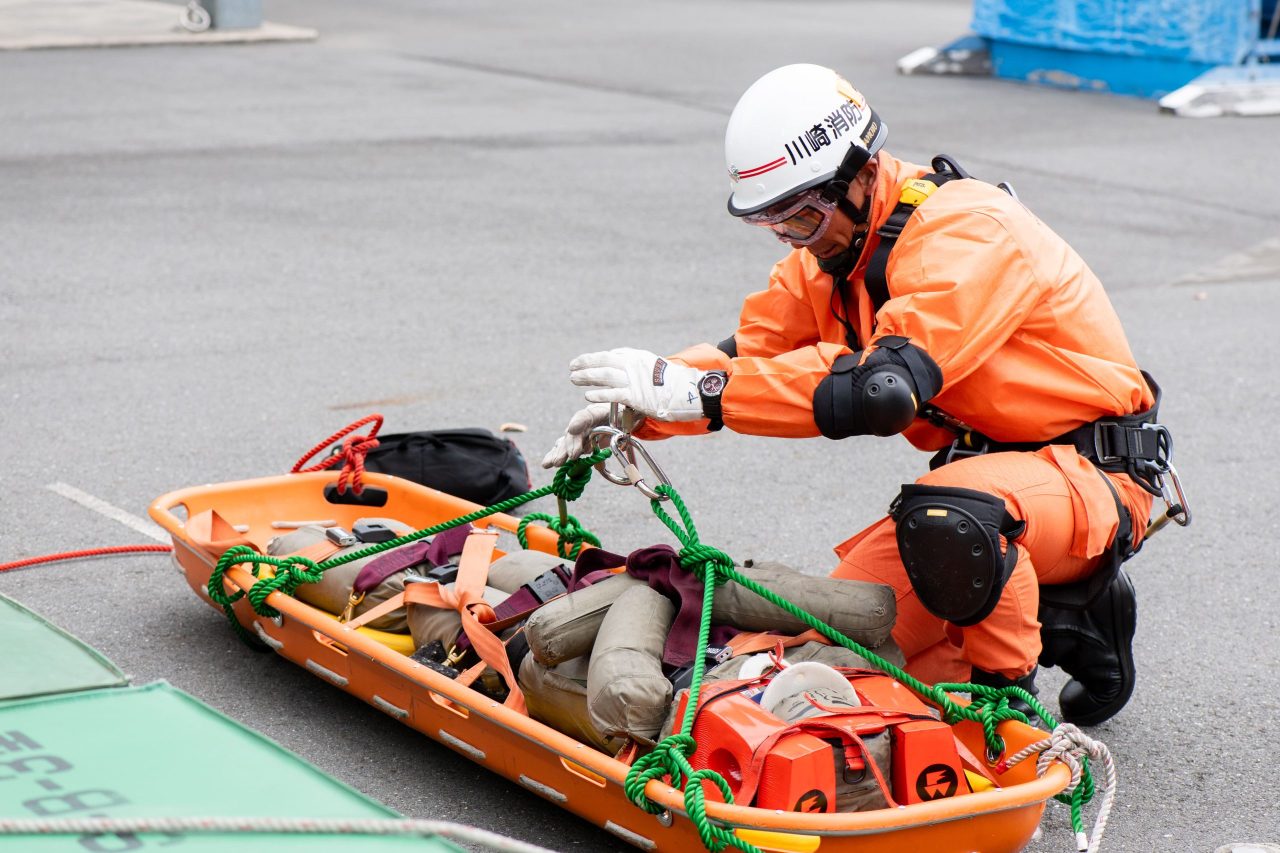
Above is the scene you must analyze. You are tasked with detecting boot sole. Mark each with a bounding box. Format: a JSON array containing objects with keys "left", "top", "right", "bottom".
[{"left": 1063, "top": 569, "right": 1137, "bottom": 727}]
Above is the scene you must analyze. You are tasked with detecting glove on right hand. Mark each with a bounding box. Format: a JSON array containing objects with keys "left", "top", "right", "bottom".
[
  {"left": 541, "top": 404, "right": 646, "bottom": 469},
  {"left": 541, "top": 404, "right": 610, "bottom": 470}
]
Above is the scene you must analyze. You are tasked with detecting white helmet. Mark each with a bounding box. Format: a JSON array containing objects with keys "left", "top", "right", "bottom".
[{"left": 725, "top": 64, "right": 887, "bottom": 216}]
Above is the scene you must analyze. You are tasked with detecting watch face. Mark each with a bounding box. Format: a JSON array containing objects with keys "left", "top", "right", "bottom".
[{"left": 700, "top": 372, "right": 726, "bottom": 397}]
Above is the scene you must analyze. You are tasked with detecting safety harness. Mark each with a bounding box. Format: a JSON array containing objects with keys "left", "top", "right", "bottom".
[
  {"left": 863, "top": 154, "right": 971, "bottom": 317},
  {"left": 851, "top": 155, "right": 1188, "bottom": 608}
]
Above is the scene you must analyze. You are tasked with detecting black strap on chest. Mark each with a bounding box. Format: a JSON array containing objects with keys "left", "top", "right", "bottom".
[{"left": 863, "top": 154, "right": 971, "bottom": 316}]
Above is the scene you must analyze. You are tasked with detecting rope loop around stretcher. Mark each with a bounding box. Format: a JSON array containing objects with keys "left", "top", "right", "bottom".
[
  {"left": 206, "top": 450, "right": 1102, "bottom": 849},
  {"left": 206, "top": 451, "right": 610, "bottom": 645},
  {"left": 515, "top": 512, "right": 601, "bottom": 559},
  {"left": 635, "top": 483, "right": 1098, "bottom": 845}
]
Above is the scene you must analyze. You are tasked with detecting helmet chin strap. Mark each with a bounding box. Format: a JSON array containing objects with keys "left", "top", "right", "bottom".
[{"left": 813, "top": 194, "right": 872, "bottom": 278}]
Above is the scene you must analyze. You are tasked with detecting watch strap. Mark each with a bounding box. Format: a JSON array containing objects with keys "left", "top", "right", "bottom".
[{"left": 699, "top": 371, "right": 727, "bottom": 432}]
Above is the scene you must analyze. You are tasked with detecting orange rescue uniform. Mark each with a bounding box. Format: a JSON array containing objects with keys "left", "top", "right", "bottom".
[{"left": 637, "top": 152, "right": 1154, "bottom": 682}]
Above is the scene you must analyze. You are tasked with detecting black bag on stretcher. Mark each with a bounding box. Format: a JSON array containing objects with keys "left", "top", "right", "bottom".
[{"left": 327, "top": 429, "right": 532, "bottom": 506}]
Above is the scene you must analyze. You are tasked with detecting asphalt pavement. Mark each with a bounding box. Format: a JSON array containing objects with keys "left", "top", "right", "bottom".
[{"left": 2, "top": 1, "right": 1279, "bottom": 851}]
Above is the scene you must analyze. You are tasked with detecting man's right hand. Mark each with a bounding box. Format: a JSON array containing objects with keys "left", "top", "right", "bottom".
[
  {"left": 541, "top": 403, "right": 609, "bottom": 469},
  {"left": 541, "top": 404, "right": 645, "bottom": 469}
]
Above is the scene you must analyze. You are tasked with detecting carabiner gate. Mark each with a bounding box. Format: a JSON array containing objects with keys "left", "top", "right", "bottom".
[{"left": 586, "top": 405, "right": 672, "bottom": 501}]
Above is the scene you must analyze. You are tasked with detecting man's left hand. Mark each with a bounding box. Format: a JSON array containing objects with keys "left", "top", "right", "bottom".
[{"left": 568, "top": 348, "right": 704, "bottom": 422}]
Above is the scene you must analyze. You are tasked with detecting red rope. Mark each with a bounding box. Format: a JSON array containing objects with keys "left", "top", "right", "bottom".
[
  {"left": 0, "top": 544, "right": 173, "bottom": 574},
  {"left": 290, "top": 414, "right": 384, "bottom": 495}
]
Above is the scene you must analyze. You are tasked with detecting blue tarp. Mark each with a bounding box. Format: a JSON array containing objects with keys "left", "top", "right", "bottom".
[{"left": 971, "top": 1, "right": 1259, "bottom": 66}]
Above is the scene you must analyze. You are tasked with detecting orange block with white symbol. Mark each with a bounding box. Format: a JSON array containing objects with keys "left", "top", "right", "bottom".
[
  {"left": 679, "top": 690, "right": 836, "bottom": 813},
  {"left": 891, "top": 720, "right": 971, "bottom": 804}
]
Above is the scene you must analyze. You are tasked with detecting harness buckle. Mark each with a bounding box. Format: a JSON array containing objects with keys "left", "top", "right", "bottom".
[
  {"left": 338, "top": 591, "right": 365, "bottom": 623},
  {"left": 444, "top": 644, "right": 467, "bottom": 668},
  {"left": 1092, "top": 421, "right": 1170, "bottom": 468},
  {"left": 943, "top": 432, "right": 989, "bottom": 466}
]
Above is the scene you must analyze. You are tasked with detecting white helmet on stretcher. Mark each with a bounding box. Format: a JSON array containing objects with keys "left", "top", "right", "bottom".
[{"left": 725, "top": 64, "right": 888, "bottom": 216}]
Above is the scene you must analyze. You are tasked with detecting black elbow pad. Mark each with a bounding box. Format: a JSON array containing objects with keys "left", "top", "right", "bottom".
[{"left": 812, "top": 338, "right": 942, "bottom": 439}]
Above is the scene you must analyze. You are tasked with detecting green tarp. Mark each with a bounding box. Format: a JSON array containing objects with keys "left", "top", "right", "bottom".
[
  {"left": 0, "top": 594, "right": 127, "bottom": 702},
  {"left": 0, "top": 594, "right": 462, "bottom": 852}
]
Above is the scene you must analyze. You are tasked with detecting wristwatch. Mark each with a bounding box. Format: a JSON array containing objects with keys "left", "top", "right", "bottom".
[{"left": 698, "top": 371, "right": 728, "bottom": 432}]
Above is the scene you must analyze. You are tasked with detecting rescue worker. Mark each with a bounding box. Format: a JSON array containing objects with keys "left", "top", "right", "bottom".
[{"left": 543, "top": 64, "right": 1179, "bottom": 726}]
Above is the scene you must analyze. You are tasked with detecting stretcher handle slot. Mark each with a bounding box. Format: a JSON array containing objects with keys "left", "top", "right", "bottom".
[
  {"left": 558, "top": 757, "right": 607, "bottom": 788},
  {"left": 428, "top": 689, "right": 470, "bottom": 719},
  {"left": 323, "top": 483, "right": 388, "bottom": 507},
  {"left": 152, "top": 499, "right": 190, "bottom": 530},
  {"left": 311, "top": 630, "right": 349, "bottom": 657}
]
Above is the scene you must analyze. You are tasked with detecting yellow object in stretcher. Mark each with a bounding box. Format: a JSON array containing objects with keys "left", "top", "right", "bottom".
[{"left": 151, "top": 471, "right": 1070, "bottom": 853}]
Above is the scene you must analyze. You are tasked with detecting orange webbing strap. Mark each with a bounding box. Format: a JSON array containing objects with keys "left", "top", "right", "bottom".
[
  {"left": 735, "top": 711, "right": 922, "bottom": 809},
  {"left": 343, "top": 591, "right": 406, "bottom": 631},
  {"left": 725, "top": 628, "right": 830, "bottom": 658},
  {"left": 402, "top": 530, "right": 527, "bottom": 714},
  {"left": 293, "top": 539, "right": 343, "bottom": 564}
]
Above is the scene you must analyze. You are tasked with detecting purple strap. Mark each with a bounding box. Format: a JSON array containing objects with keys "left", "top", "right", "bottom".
[
  {"left": 353, "top": 523, "right": 473, "bottom": 594},
  {"left": 569, "top": 548, "right": 627, "bottom": 591},
  {"left": 624, "top": 545, "right": 738, "bottom": 668}
]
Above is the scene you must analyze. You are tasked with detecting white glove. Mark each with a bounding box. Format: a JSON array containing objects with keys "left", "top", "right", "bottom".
[
  {"left": 541, "top": 403, "right": 610, "bottom": 469},
  {"left": 568, "top": 348, "right": 704, "bottom": 423},
  {"left": 541, "top": 403, "right": 649, "bottom": 469}
]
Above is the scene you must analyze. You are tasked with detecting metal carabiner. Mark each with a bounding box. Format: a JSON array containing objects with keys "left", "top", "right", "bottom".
[
  {"left": 585, "top": 407, "right": 672, "bottom": 501},
  {"left": 588, "top": 424, "right": 633, "bottom": 486},
  {"left": 1145, "top": 463, "right": 1191, "bottom": 537},
  {"left": 1160, "top": 463, "right": 1191, "bottom": 527},
  {"left": 613, "top": 433, "right": 672, "bottom": 501}
]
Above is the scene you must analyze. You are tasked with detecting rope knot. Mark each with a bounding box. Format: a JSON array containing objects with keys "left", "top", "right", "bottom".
[
  {"left": 999, "top": 723, "right": 1113, "bottom": 853},
  {"left": 290, "top": 414, "right": 384, "bottom": 496},
  {"left": 245, "top": 555, "right": 324, "bottom": 618},
  {"left": 622, "top": 733, "right": 696, "bottom": 814},
  {"left": 677, "top": 544, "right": 733, "bottom": 586},
  {"left": 276, "top": 554, "right": 325, "bottom": 587},
  {"left": 551, "top": 451, "right": 608, "bottom": 502},
  {"left": 333, "top": 433, "right": 380, "bottom": 495},
  {"left": 516, "top": 512, "right": 602, "bottom": 560}
]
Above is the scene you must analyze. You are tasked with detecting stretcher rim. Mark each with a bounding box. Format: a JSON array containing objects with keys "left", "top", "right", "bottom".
[{"left": 150, "top": 471, "right": 1070, "bottom": 852}]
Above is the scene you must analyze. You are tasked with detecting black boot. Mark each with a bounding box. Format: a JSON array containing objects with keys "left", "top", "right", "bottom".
[
  {"left": 970, "top": 666, "right": 1039, "bottom": 720},
  {"left": 1038, "top": 568, "right": 1137, "bottom": 726}
]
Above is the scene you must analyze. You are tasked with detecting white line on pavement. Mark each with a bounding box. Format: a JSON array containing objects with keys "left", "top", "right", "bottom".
[{"left": 46, "top": 482, "right": 168, "bottom": 543}]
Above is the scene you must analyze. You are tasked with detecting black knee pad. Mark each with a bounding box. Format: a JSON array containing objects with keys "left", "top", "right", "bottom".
[{"left": 891, "top": 484, "right": 1026, "bottom": 627}]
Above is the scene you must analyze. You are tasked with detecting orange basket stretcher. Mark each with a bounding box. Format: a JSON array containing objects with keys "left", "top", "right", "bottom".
[{"left": 150, "top": 471, "right": 1070, "bottom": 853}]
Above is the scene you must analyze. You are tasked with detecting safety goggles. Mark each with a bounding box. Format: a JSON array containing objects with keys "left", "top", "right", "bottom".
[{"left": 741, "top": 189, "right": 838, "bottom": 246}]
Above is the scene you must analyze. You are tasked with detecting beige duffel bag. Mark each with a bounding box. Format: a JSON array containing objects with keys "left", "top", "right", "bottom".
[
  {"left": 524, "top": 572, "right": 641, "bottom": 666},
  {"left": 714, "top": 560, "right": 896, "bottom": 649},
  {"left": 586, "top": 584, "right": 675, "bottom": 742},
  {"left": 267, "top": 519, "right": 416, "bottom": 631},
  {"left": 526, "top": 557, "right": 895, "bottom": 667},
  {"left": 406, "top": 549, "right": 571, "bottom": 650},
  {"left": 518, "top": 655, "right": 625, "bottom": 754}
]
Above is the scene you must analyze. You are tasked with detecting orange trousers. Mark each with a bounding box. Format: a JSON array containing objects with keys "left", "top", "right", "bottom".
[{"left": 830, "top": 448, "right": 1153, "bottom": 683}]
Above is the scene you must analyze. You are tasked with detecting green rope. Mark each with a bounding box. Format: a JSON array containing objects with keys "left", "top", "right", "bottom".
[
  {"left": 206, "top": 452, "right": 607, "bottom": 645},
  {"left": 516, "top": 512, "right": 601, "bottom": 560},
  {"left": 623, "top": 483, "right": 1093, "bottom": 843},
  {"left": 206, "top": 448, "right": 1089, "bottom": 843}
]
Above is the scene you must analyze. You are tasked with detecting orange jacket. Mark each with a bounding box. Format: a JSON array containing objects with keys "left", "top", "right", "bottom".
[{"left": 638, "top": 152, "right": 1153, "bottom": 450}]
